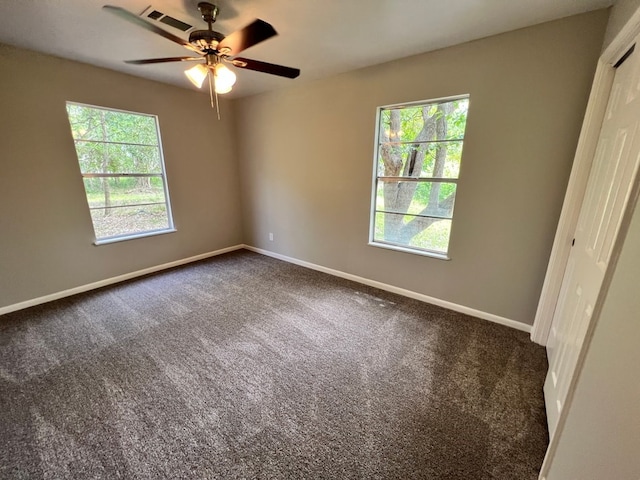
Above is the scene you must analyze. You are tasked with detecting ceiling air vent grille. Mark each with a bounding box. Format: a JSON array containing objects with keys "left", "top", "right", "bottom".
[{"left": 140, "top": 6, "right": 193, "bottom": 32}]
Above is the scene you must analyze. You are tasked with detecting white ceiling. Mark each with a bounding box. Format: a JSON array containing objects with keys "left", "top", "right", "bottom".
[{"left": 0, "top": 0, "right": 615, "bottom": 98}]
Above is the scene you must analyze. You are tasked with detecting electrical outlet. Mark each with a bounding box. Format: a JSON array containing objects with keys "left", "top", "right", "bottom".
[{"left": 269, "top": 233, "right": 274, "bottom": 241}]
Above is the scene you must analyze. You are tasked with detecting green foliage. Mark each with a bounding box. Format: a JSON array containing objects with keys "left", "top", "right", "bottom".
[
  {"left": 375, "top": 97, "right": 469, "bottom": 253},
  {"left": 90, "top": 204, "right": 169, "bottom": 239},
  {"left": 66, "top": 104, "right": 157, "bottom": 144},
  {"left": 66, "top": 104, "right": 161, "bottom": 174},
  {"left": 410, "top": 219, "right": 451, "bottom": 253},
  {"left": 66, "top": 103, "right": 171, "bottom": 239},
  {"left": 379, "top": 98, "right": 468, "bottom": 144},
  {"left": 84, "top": 178, "right": 166, "bottom": 207},
  {"left": 378, "top": 99, "right": 468, "bottom": 180},
  {"left": 373, "top": 212, "right": 451, "bottom": 254}
]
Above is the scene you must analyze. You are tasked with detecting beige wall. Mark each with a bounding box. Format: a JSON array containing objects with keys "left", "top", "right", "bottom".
[
  {"left": 0, "top": 44, "right": 242, "bottom": 308},
  {"left": 545, "top": 192, "right": 640, "bottom": 479},
  {"left": 234, "top": 11, "right": 609, "bottom": 326}
]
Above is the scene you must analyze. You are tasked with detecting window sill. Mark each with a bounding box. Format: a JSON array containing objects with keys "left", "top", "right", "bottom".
[
  {"left": 368, "top": 241, "right": 451, "bottom": 260},
  {"left": 94, "top": 228, "right": 177, "bottom": 246}
]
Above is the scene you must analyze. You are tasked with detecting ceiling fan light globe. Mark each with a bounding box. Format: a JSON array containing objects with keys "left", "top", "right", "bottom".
[
  {"left": 214, "top": 63, "right": 237, "bottom": 94},
  {"left": 185, "top": 64, "right": 208, "bottom": 88},
  {"left": 214, "top": 82, "right": 233, "bottom": 94}
]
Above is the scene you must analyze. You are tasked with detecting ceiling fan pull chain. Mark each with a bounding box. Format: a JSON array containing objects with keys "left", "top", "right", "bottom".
[
  {"left": 215, "top": 89, "right": 220, "bottom": 121},
  {"left": 207, "top": 69, "right": 221, "bottom": 120}
]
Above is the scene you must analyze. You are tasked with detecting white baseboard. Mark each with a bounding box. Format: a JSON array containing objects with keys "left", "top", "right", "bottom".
[
  {"left": 1, "top": 243, "right": 532, "bottom": 334},
  {"left": 243, "top": 244, "right": 532, "bottom": 334},
  {"left": 0, "top": 244, "right": 244, "bottom": 316}
]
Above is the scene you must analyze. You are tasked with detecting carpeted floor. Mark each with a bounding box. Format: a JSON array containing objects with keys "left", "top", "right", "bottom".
[{"left": 0, "top": 249, "right": 549, "bottom": 479}]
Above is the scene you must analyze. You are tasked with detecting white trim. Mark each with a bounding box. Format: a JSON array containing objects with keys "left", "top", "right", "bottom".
[
  {"left": 531, "top": 10, "right": 640, "bottom": 346},
  {"left": 0, "top": 244, "right": 244, "bottom": 316},
  {"left": 530, "top": 60, "right": 615, "bottom": 345},
  {"left": 369, "top": 95, "right": 470, "bottom": 259},
  {"left": 243, "top": 244, "right": 531, "bottom": 333},
  {"left": 94, "top": 228, "right": 177, "bottom": 245},
  {"left": 1, "top": 241, "right": 530, "bottom": 333},
  {"left": 66, "top": 101, "right": 176, "bottom": 244},
  {"left": 533, "top": 6, "right": 640, "bottom": 348},
  {"left": 378, "top": 93, "right": 471, "bottom": 110},
  {"left": 537, "top": 7, "right": 640, "bottom": 480},
  {"left": 603, "top": 10, "right": 640, "bottom": 63},
  {"left": 368, "top": 241, "right": 451, "bottom": 260}
]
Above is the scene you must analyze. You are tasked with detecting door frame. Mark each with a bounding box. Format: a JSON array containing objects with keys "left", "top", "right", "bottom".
[
  {"left": 537, "top": 7, "right": 640, "bottom": 479},
  {"left": 530, "top": 8, "right": 640, "bottom": 346}
]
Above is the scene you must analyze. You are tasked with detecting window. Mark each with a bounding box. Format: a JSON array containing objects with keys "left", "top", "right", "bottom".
[
  {"left": 370, "top": 95, "right": 469, "bottom": 258},
  {"left": 66, "top": 102, "right": 175, "bottom": 244}
]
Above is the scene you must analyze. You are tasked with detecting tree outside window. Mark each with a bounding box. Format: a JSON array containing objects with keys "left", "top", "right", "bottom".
[
  {"left": 66, "top": 103, "right": 174, "bottom": 243},
  {"left": 371, "top": 96, "right": 469, "bottom": 257}
]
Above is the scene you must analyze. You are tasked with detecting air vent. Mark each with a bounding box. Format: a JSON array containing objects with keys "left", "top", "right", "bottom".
[{"left": 140, "top": 6, "right": 194, "bottom": 32}]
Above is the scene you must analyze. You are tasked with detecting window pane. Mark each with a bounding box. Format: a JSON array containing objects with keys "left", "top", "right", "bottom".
[
  {"left": 66, "top": 102, "right": 174, "bottom": 242},
  {"left": 379, "top": 106, "right": 427, "bottom": 143},
  {"left": 103, "top": 110, "right": 158, "bottom": 145},
  {"left": 89, "top": 204, "right": 170, "bottom": 239},
  {"left": 83, "top": 177, "right": 167, "bottom": 208},
  {"left": 66, "top": 104, "right": 105, "bottom": 141},
  {"left": 372, "top": 95, "right": 468, "bottom": 257},
  {"left": 66, "top": 104, "right": 158, "bottom": 145},
  {"left": 376, "top": 181, "right": 456, "bottom": 218},
  {"left": 445, "top": 98, "right": 469, "bottom": 138},
  {"left": 374, "top": 212, "right": 452, "bottom": 254},
  {"left": 379, "top": 98, "right": 469, "bottom": 143},
  {"left": 377, "top": 141, "right": 463, "bottom": 179},
  {"left": 75, "top": 142, "right": 161, "bottom": 174}
]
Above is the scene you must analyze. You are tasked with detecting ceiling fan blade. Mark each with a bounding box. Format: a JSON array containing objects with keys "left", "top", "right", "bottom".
[
  {"left": 103, "top": 5, "right": 202, "bottom": 55},
  {"left": 233, "top": 57, "right": 300, "bottom": 78},
  {"left": 218, "top": 20, "right": 277, "bottom": 55},
  {"left": 126, "top": 57, "right": 203, "bottom": 65}
]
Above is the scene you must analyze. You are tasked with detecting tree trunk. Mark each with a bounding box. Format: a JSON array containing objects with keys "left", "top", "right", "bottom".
[
  {"left": 399, "top": 103, "right": 456, "bottom": 243},
  {"left": 136, "top": 176, "right": 152, "bottom": 189},
  {"left": 99, "top": 111, "right": 111, "bottom": 216},
  {"left": 426, "top": 104, "right": 452, "bottom": 214},
  {"left": 380, "top": 105, "right": 440, "bottom": 244}
]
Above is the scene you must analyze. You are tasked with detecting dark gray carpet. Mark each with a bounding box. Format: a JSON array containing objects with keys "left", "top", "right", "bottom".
[{"left": 0, "top": 249, "right": 548, "bottom": 479}]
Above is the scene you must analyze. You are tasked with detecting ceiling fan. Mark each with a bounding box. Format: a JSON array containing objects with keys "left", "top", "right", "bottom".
[{"left": 103, "top": 2, "right": 300, "bottom": 116}]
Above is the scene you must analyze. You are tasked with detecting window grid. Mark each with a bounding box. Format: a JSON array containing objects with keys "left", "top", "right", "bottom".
[
  {"left": 66, "top": 102, "right": 174, "bottom": 243},
  {"left": 370, "top": 95, "right": 470, "bottom": 257}
]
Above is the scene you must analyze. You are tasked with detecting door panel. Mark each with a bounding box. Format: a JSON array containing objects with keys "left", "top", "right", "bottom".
[{"left": 544, "top": 40, "right": 640, "bottom": 438}]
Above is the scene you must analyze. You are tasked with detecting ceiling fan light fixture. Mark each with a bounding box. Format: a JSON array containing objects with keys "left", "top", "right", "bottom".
[
  {"left": 104, "top": 3, "right": 299, "bottom": 115},
  {"left": 214, "top": 63, "right": 236, "bottom": 94},
  {"left": 185, "top": 63, "right": 208, "bottom": 88}
]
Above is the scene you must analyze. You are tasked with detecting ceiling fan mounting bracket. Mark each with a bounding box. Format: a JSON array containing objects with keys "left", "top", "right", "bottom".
[{"left": 197, "top": 3, "right": 219, "bottom": 24}]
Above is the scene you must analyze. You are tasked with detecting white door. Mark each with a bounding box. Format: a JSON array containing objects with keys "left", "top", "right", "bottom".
[{"left": 544, "top": 40, "right": 640, "bottom": 437}]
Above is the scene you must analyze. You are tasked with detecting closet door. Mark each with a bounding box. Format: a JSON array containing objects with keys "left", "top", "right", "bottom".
[{"left": 544, "top": 41, "right": 640, "bottom": 437}]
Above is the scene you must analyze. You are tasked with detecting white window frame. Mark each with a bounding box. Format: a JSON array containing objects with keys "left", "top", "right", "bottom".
[
  {"left": 66, "top": 102, "right": 175, "bottom": 245},
  {"left": 368, "top": 94, "right": 469, "bottom": 259}
]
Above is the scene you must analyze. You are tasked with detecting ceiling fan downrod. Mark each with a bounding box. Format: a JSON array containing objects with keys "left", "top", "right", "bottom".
[{"left": 189, "top": 3, "right": 225, "bottom": 53}]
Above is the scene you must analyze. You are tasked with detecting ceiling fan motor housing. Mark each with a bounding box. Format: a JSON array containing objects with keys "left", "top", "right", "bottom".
[{"left": 189, "top": 29, "right": 225, "bottom": 51}]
